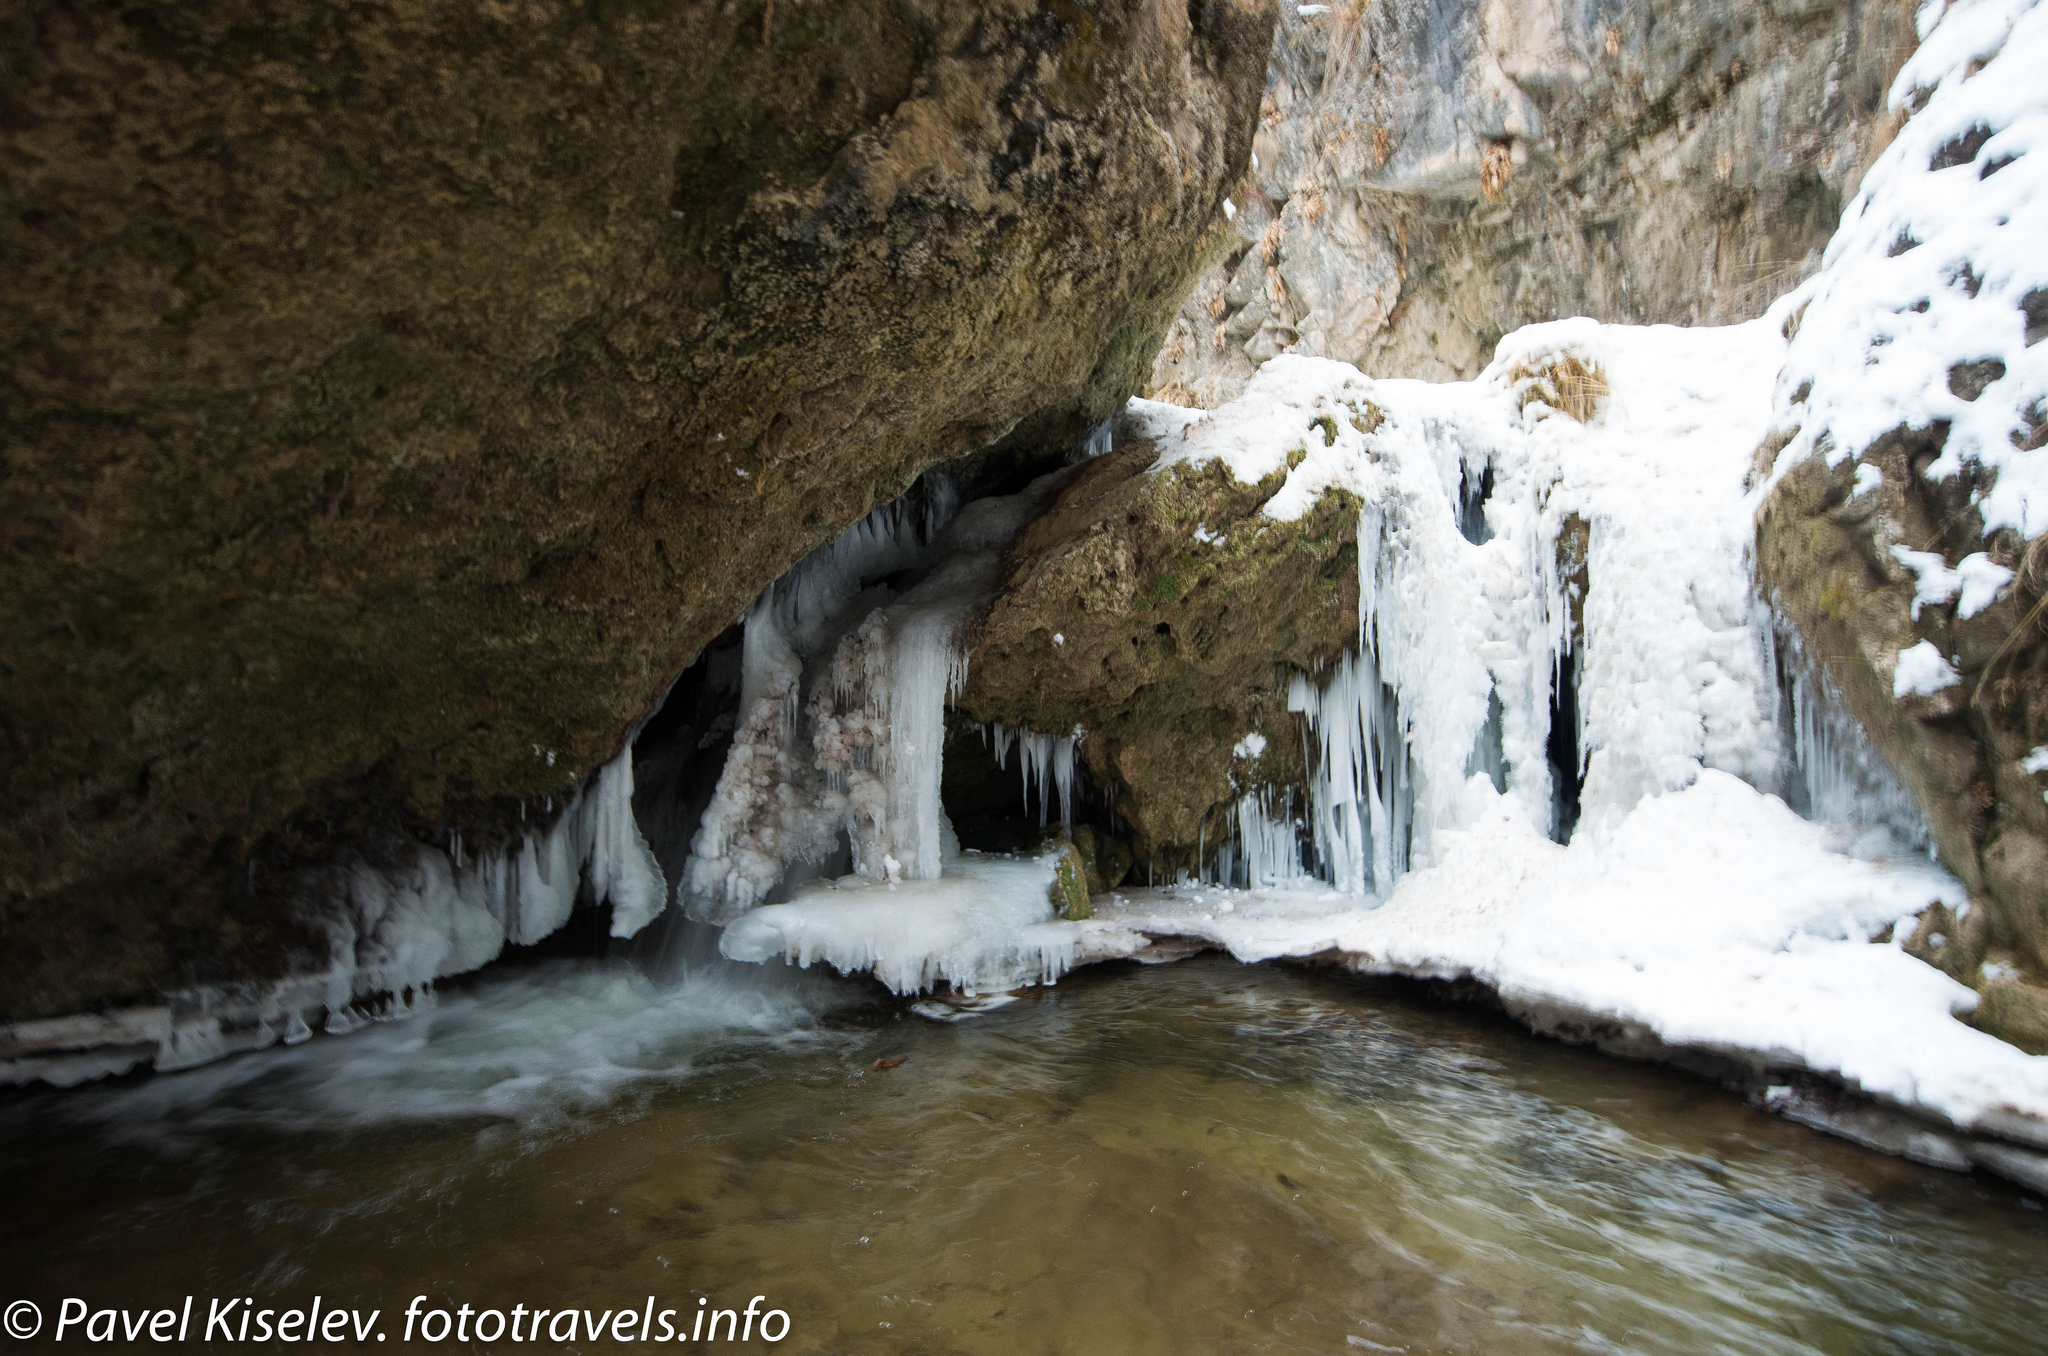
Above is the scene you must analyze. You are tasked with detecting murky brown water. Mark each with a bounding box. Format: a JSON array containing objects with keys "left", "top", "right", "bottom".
[{"left": 5, "top": 953, "right": 2046, "bottom": 1353}]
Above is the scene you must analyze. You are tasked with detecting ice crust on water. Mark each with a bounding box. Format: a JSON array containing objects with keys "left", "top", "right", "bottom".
[{"left": 720, "top": 851, "right": 1081, "bottom": 996}]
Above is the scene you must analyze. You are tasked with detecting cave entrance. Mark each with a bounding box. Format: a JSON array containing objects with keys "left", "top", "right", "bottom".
[{"left": 938, "top": 714, "right": 1117, "bottom": 854}]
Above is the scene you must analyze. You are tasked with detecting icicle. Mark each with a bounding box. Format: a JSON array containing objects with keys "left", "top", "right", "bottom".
[
  {"left": 1774, "top": 629, "right": 1931, "bottom": 849},
  {"left": 880, "top": 610, "right": 963, "bottom": 881},
  {"left": 1013, "top": 725, "right": 1079, "bottom": 827}
]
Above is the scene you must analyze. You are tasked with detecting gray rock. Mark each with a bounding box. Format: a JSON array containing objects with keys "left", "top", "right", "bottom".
[{"left": 1150, "top": 0, "right": 1916, "bottom": 400}]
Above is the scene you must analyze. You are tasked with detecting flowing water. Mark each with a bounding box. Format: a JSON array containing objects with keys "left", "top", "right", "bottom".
[{"left": 5, "top": 950, "right": 2046, "bottom": 1354}]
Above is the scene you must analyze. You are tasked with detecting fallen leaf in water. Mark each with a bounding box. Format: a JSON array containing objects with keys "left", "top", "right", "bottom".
[{"left": 872, "top": 1056, "right": 907, "bottom": 1071}]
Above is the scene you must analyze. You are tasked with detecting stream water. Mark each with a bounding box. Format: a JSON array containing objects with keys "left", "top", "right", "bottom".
[{"left": 6, "top": 951, "right": 2046, "bottom": 1354}]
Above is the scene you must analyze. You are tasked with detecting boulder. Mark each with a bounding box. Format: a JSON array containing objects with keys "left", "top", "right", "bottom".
[{"left": 0, "top": 0, "right": 1273, "bottom": 1020}]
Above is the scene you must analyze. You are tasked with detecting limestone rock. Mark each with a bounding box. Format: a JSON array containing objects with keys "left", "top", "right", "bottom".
[
  {"left": 1149, "top": 0, "right": 1915, "bottom": 403},
  {"left": 0, "top": 0, "right": 1274, "bottom": 1020}
]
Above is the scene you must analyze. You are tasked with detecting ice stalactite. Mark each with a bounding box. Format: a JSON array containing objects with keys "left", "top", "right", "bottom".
[
  {"left": 1764, "top": 626, "right": 1934, "bottom": 854},
  {"left": 339, "top": 737, "right": 669, "bottom": 1006},
  {"left": 980, "top": 721, "right": 1081, "bottom": 828},
  {"left": 1019, "top": 727, "right": 1080, "bottom": 828},
  {"left": 1215, "top": 787, "right": 1313, "bottom": 889},
  {"left": 1289, "top": 653, "right": 1411, "bottom": 895},
  {"left": 683, "top": 597, "right": 841, "bottom": 922}
]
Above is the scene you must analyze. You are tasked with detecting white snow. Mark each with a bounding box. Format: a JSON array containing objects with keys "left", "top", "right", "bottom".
[
  {"left": 1956, "top": 551, "right": 2016, "bottom": 617},
  {"left": 1232, "top": 731, "right": 1268, "bottom": 760},
  {"left": 1891, "top": 545, "right": 1962, "bottom": 618},
  {"left": 1894, "top": 639, "right": 1963, "bottom": 697},
  {"left": 1887, "top": 546, "right": 2014, "bottom": 619},
  {"left": 2025, "top": 745, "right": 2048, "bottom": 774}
]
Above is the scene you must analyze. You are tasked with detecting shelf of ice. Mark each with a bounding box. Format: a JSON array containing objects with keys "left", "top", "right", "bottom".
[{"left": 721, "top": 850, "right": 1082, "bottom": 996}]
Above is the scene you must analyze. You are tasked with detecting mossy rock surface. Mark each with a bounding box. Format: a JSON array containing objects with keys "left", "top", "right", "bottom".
[
  {"left": 1043, "top": 839, "right": 1093, "bottom": 922},
  {"left": 0, "top": 0, "right": 1274, "bottom": 1020},
  {"left": 961, "top": 441, "right": 1356, "bottom": 867}
]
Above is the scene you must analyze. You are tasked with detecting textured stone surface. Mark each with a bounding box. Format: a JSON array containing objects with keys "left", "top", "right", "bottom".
[
  {"left": 959, "top": 432, "right": 1356, "bottom": 867},
  {"left": 1758, "top": 423, "right": 2048, "bottom": 1042},
  {"left": 1149, "top": 0, "right": 1916, "bottom": 403},
  {"left": 0, "top": 0, "right": 1272, "bottom": 1019}
]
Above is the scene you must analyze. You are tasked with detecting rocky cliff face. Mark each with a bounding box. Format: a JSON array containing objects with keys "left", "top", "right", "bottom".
[
  {"left": 0, "top": 0, "right": 1273, "bottom": 1021},
  {"left": 1149, "top": 0, "right": 1916, "bottom": 402}
]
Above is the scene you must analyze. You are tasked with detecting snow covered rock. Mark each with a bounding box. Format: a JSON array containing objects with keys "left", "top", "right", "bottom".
[{"left": 1756, "top": 0, "right": 2048, "bottom": 1019}]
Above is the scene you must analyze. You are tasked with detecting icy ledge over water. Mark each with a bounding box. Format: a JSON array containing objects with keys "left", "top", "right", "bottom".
[
  {"left": 1074, "top": 773, "right": 2048, "bottom": 1139},
  {"left": 717, "top": 307, "right": 2048, "bottom": 1161},
  {"left": 721, "top": 850, "right": 1080, "bottom": 996},
  {"left": 2, "top": 740, "right": 668, "bottom": 1088}
]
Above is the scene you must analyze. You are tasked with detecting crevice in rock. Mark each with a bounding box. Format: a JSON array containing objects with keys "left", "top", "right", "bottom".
[{"left": 1547, "top": 646, "right": 1585, "bottom": 845}]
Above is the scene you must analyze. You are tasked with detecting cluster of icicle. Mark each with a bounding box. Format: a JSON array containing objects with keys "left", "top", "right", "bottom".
[
  {"left": 121, "top": 741, "right": 674, "bottom": 1080},
  {"left": 326, "top": 743, "right": 669, "bottom": 1004},
  {"left": 979, "top": 721, "right": 1082, "bottom": 827},
  {"left": 1144, "top": 313, "right": 1931, "bottom": 897},
  {"left": 681, "top": 469, "right": 1078, "bottom": 923}
]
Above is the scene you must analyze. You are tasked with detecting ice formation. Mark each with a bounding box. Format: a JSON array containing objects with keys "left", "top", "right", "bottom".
[
  {"left": 5, "top": 740, "right": 670, "bottom": 1087},
  {"left": 1771, "top": 0, "right": 2048, "bottom": 538},
  {"left": 720, "top": 851, "right": 1081, "bottom": 996},
  {"left": 682, "top": 470, "right": 1081, "bottom": 936},
  {"left": 1067, "top": 770, "right": 2048, "bottom": 1137},
  {"left": 1123, "top": 311, "right": 1796, "bottom": 893},
  {"left": 983, "top": 722, "right": 1081, "bottom": 828},
  {"left": 706, "top": 297, "right": 2029, "bottom": 1137}
]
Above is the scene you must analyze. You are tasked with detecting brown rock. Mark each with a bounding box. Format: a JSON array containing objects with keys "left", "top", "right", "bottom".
[
  {"left": 0, "top": 0, "right": 1275, "bottom": 1020},
  {"left": 960, "top": 437, "right": 1354, "bottom": 867}
]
